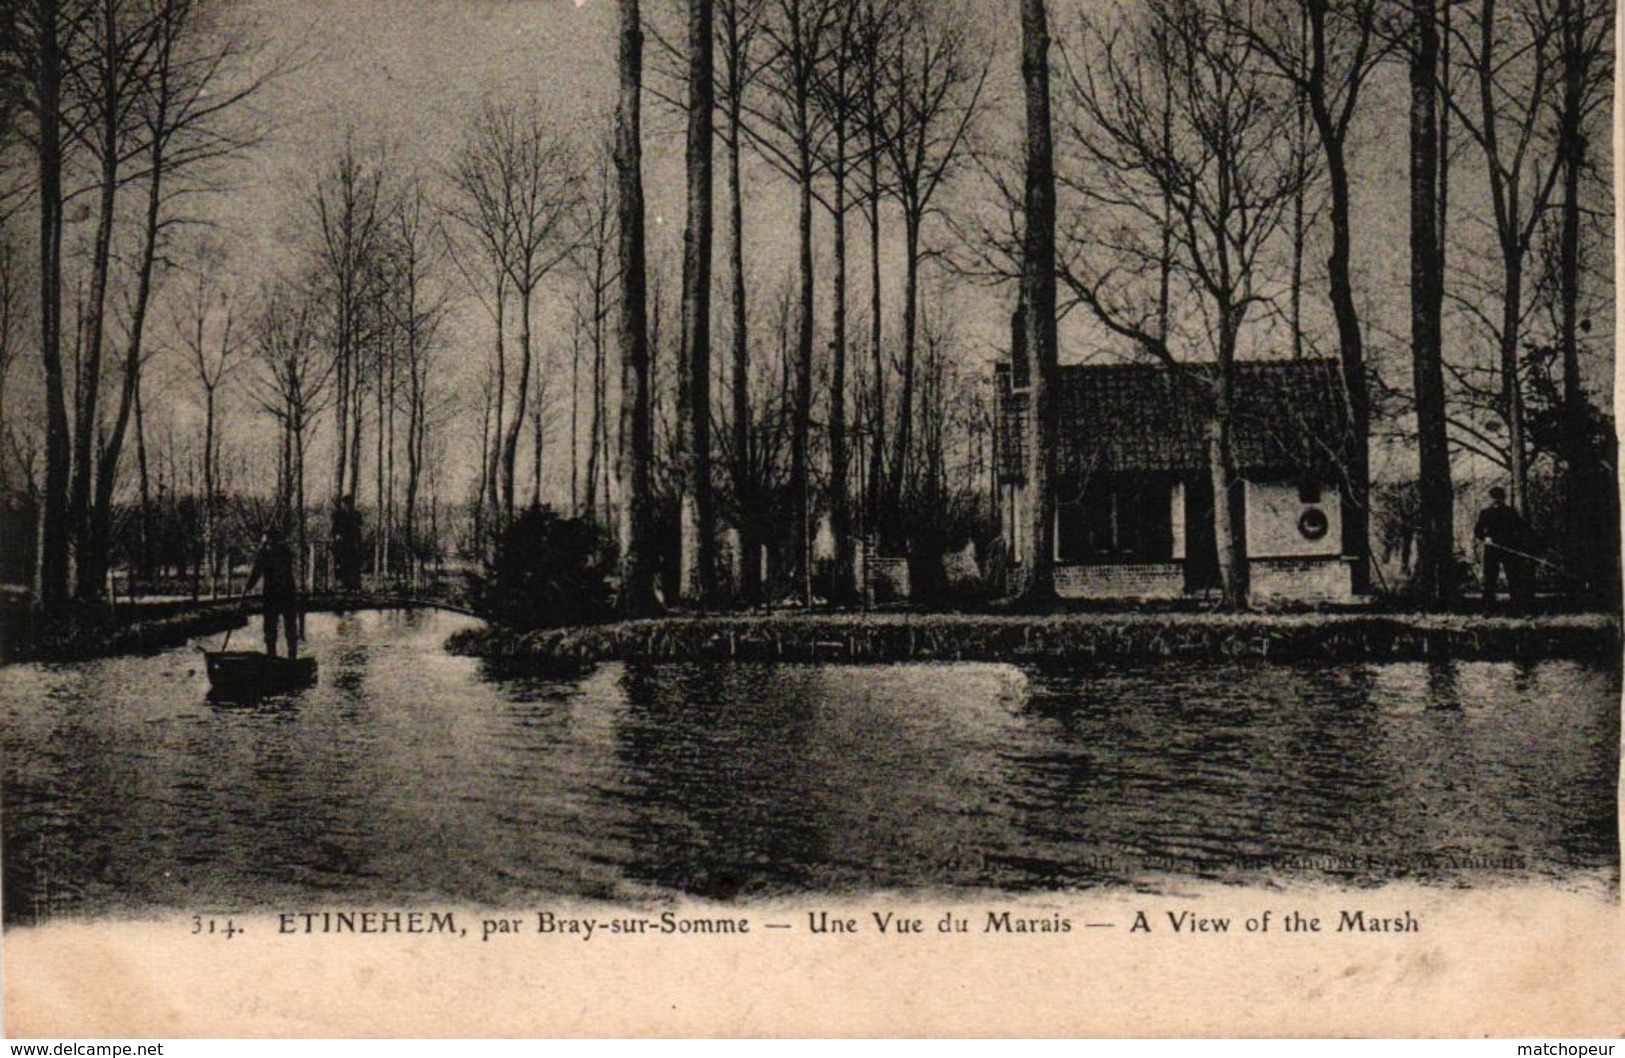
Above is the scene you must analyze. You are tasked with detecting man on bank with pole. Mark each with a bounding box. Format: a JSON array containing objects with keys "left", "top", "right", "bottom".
[{"left": 1474, "top": 486, "right": 1534, "bottom": 612}]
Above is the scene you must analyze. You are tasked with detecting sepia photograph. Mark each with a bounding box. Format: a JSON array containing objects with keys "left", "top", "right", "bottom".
[{"left": 0, "top": 0, "right": 1619, "bottom": 1039}]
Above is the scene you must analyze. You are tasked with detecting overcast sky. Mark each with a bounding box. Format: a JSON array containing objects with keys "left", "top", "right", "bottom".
[
  {"left": 185, "top": 0, "right": 1027, "bottom": 507},
  {"left": 22, "top": 0, "right": 1611, "bottom": 506}
]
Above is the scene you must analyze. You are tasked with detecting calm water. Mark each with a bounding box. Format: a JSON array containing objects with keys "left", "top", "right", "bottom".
[{"left": 2, "top": 610, "right": 1618, "bottom": 924}]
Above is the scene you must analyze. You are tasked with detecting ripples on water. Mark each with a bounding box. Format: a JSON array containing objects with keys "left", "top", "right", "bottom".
[{"left": 1, "top": 610, "right": 1617, "bottom": 923}]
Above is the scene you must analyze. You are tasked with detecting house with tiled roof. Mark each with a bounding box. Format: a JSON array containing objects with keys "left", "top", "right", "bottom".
[{"left": 993, "top": 357, "right": 1364, "bottom": 603}]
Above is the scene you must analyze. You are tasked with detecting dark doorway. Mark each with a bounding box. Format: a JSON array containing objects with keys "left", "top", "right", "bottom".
[{"left": 1183, "top": 472, "right": 1220, "bottom": 591}]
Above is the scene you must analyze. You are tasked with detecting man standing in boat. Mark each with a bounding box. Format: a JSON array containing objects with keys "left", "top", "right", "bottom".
[{"left": 245, "top": 523, "right": 300, "bottom": 658}]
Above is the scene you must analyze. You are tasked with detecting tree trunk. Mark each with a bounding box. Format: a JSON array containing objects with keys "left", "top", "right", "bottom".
[
  {"left": 585, "top": 267, "right": 605, "bottom": 523},
  {"left": 348, "top": 355, "right": 364, "bottom": 506},
  {"left": 1211, "top": 337, "right": 1249, "bottom": 608},
  {"left": 597, "top": 307, "right": 612, "bottom": 520},
  {"left": 134, "top": 371, "right": 153, "bottom": 582},
  {"left": 1299, "top": 2, "right": 1373, "bottom": 595},
  {"left": 866, "top": 162, "right": 885, "bottom": 548},
  {"left": 791, "top": 106, "right": 815, "bottom": 605},
  {"left": 1498, "top": 253, "right": 1527, "bottom": 511},
  {"left": 569, "top": 323, "right": 581, "bottom": 515},
  {"left": 405, "top": 379, "right": 421, "bottom": 586},
  {"left": 616, "top": 0, "right": 660, "bottom": 616},
  {"left": 1475, "top": 0, "right": 1529, "bottom": 513},
  {"left": 71, "top": 0, "right": 124, "bottom": 601},
  {"left": 679, "top": 0, "right": 717, "bottom": 605},
  {"left": 333, "top": 274, "right": 351, "bottom": 522},
  {"left": 1206, "top": 414, "right": 1241, "bottom": 607},
  {"left": 204, "top": 388, "right": 217, "bottom": 595},
  {"left": 33, "top": 0, "right": 71, "bottom": 611},
  {"left": 86, "top": 19, "right": 183, "bottom": 605},
  {"left": 475, "top": 371, "right": 491, "bottom": 546},
  {"left": 502, "top": 281, "right": 532, "bottom": 522},
  {"left": 864, "top": 0, "right": 886, "bottom": 549},
  {"left": 1290, "top": 10, "right": 1306, "bottom": 364},
  {"left": 828, "top": 120, "right": 851, "bottom": 603},
  {"left": 531, "top": 371, "right": 544, "bottom": 510},
  {"left": 1409, "top": 0, "right": 1454, "bottom": 605},
  {"left": 294, "top": 402, "right": 308, "bottom": 596},
  {"left": 1320, "top": 135, "right": 1370, "bottom": 595},
  {"left": 414, "top": 402, "right": 427, "bottom": 586},
  {"left": 90, "top": 125, "right": 168, "bottom": 598},
  {"left": 1017, "top": 0, "right": 1057, "bottom": 604},
  {"left": 888, "top": 209, "right": 920, "bottom": 548},
  {"left": 280, "top": 405, "right": 293, "bottom": 515},
  {"left": 488, "top": 272, "right": 507, "bottom": 527},
  {"left": 371, "top": 355, "right": 383, "bottom": 577},
  {"left": 727, "top": 92, "right": 756, "bottom": 607},
  {"left": 385, "top": 337, "right": 397, "bottom": 578},
  {"left": 1557, "top": 0, "right": 1594, "bottom": 599}
]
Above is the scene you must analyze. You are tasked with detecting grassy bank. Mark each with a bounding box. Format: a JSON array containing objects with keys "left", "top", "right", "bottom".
[
  {"left": 9, "top": 599, "right": 1617, "bottom": 667},
  {"left": 1, "top": 598, "right": 250, "bottom": 663},
  {"left": 447, "top": 610, "right": 1622, "bottom": 668},
  {"left": 2, "top": 593, "right": 472, "bottom": 663}
]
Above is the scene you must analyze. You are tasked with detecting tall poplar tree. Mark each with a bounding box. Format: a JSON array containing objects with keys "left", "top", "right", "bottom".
[
  {"left": 679, "top": 0, "right": 717, "bottom": 604},
  {"left": 1017, "top": 0, "right": 1057, "bottom": 603},
  {"left": 617, "top": 0, "right": 660, "bottom": 615}
]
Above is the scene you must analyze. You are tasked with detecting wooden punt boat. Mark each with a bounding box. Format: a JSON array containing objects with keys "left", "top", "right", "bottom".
[{"left": 204, "top": 650, "right": 318, "bottom": 695}]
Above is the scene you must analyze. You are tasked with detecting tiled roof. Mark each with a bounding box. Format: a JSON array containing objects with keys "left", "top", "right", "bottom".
[{"left": 996, "top": 358, "right": 1353, "bottom": 482}]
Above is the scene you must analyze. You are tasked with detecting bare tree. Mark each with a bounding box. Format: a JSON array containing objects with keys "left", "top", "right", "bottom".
[
  {"left": 309, "top": 135, "right": 387, "bottom": 545},
  {"left": 567, "top": 307, "right": 584, "bottom": 515},
  {"left": 0, "top": 225, "right": 22, "bottom": 494},
  {"left": 3, "top": 0, "right": 273, "bottom": 603},
  {"left": 81, "top": 0, "right": 278, "bottom": 601},
  {"left": 1058, "top": 0, "right": 1309, "bottom": 607},
  {"left": 1238, "top": 0, "right": 1387, "bottom": 593},
  {"left": 1408, "top": 0, "right": 1453, "bottom": 604},
  {"left": 6, "top": 0, "right": 78, "bottom": 608},
  {"left": 362, "top": 244, "right": 391, "bottom": 579},
  {"left": 528, "top": 349, "right": 552, "bottom": 511},
  {"left": 858, "top": 0, "right": 891, "bottom": 551},
  {"left": 751, "top": 0, "right": 840, "bottom": 602},
  {"left": 616, "top": 0, "right": 659, "bottom": 615},
  {"left": 64, "top": 0, "right": 150, "bottom": 600},
  {"left": 1552, "top": 0, "right": 1611, "bottom": 595},
  {"left": 677, "top": 0, "right": 717, "bottom": 604},
  {"left": 247, "top": 276, "right": 333, "bottom": 594},
  {"left": 648, "top": 0, "right": 769, "bottom": 599},
  {"left": 442, "top": 152, "right": 509, "bottom": 537},
  {"left": 878, "top": 0, "right": 987, "bottom": 542},
  {"left": 170, "top": 243, "right": 242, "bottom": 596},
  {"left": 714, "top": 267, "right": 797, "bottom": 599},
  {"left": 469, "top": 354, "right": 495, "bottom": 548},
  {"left": 717, "top": 0, "right": 768, "bottom": 602},
  {"left": 808, "top": 1, "right": 869, "bottom": 602},
  {"left": 1449, "top": 0, "right": 1570, "bottom": 513},
  {"left": 1016, "top": 0, "right": 1057, "bottom": 603},
  {"left": 567, "top": 148, "right": 618, "bottom": 528},
  {"left": 379, "top": 175, "right": 448, "bottom": 588},
  {"left": 446, "top": 99, "right": 581, "bottom": 526}
]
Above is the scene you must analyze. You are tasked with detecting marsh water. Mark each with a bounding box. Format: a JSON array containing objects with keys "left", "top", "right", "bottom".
[{"left": 2, "top": 609, "right": 1617, "bottom": 924}]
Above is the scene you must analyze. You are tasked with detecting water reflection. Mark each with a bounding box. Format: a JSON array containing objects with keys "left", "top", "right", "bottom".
[
  {"left": 1, "top": 610, "right": 1617, "bottom": 925},
  {"left": 612, "top": 663, "right": 826, "bottom": 898},
  {"left": 991, "top": 664, "right": 1394, "bottom": 885}
]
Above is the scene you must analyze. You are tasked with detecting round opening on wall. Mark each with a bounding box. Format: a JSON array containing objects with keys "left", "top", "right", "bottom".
[{"left": 1297, "top": 507, "right": 1329, "bottom": 541}]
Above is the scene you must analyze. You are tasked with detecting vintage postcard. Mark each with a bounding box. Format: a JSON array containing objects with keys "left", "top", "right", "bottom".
[{"left": 1, "top": 0, "right": 1620, "bottom": 1038}]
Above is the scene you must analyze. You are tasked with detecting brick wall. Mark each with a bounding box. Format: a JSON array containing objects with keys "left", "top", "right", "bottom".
[
  {"left": 1055, "top": 563, "right": 1186, "bottom": 600},
  {"left": 1250, "top": 557, "right": 1353, "bottom": 603}
]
